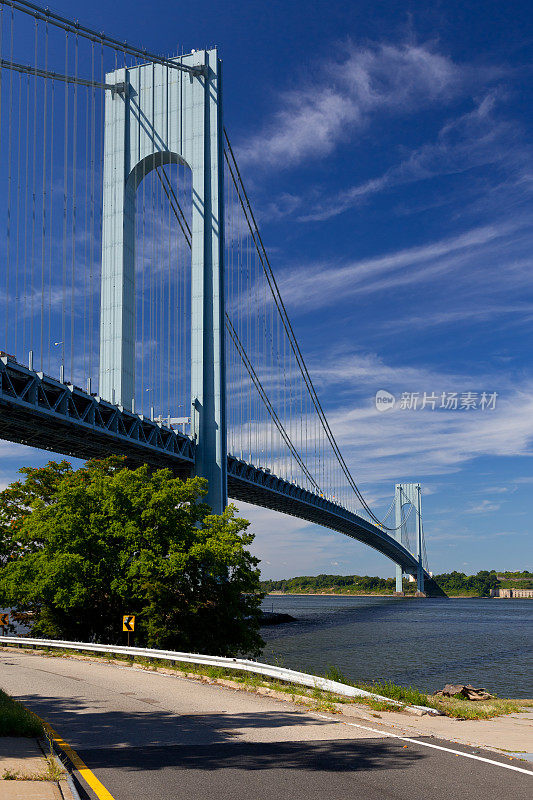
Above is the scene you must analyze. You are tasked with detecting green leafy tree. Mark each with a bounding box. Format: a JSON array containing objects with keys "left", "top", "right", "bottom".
[{"left": 0, "top": 457, "right": 264, "bottom": 656}]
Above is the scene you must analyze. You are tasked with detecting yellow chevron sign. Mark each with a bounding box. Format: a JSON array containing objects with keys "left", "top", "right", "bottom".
[
  {"left": 122, "top": 615, "right": 135, "bottom": 632},
  {"left": 0, "top": 613, "right": 9, "bottom": 626}
]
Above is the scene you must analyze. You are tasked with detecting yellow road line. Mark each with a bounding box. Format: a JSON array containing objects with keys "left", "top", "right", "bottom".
[{"left": 28, "top": 707, "right": 117, "bottom": 800}]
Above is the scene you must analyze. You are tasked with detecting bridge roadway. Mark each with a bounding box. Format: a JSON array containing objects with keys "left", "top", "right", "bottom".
[
  {"left": 0, "top": 648, "right": 531, "bottom": 800},
  {"left": 0, "top": 355, "right": 443, "bottom": 595}
]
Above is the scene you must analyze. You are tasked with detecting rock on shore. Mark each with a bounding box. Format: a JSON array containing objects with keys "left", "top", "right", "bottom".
[{"left": 260, "top": 611, "right": 297, "bottom": 626}]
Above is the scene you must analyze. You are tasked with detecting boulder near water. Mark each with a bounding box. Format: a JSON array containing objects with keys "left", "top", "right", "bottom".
[
  {"left": 260, "top": 611, "right": 297, "bottom": 625},
  {"left": 433, "top": 684, "right": 494, "bottom": 701}
]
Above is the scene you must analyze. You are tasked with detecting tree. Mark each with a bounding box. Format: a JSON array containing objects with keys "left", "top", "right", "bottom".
[{"left": 0, "top": 457, "right": 264, "bottom": 656}]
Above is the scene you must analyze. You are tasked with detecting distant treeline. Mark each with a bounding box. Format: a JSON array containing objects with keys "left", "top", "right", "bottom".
[
  {"left": 260, "top": 570, "right": 533, "bottom": 597},
  {"left": 496, "top": 570, "right": 533, "bottom": 588}
]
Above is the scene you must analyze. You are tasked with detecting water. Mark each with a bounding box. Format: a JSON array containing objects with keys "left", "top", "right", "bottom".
[{"left": 260, "top": 595, "right": 533, "bottom": 698}]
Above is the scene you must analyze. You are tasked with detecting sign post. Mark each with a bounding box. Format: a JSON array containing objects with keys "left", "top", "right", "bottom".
[{"left": 122, "top": 615, "right": 135, "bottom": 647}]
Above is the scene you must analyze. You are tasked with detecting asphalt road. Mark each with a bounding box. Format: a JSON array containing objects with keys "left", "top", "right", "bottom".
[{"left": 0, "top": 649, "right": 531, "bottom": 800}]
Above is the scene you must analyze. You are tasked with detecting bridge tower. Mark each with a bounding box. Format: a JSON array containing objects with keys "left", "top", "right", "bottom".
[
  {"left": 98, "top": 50, "right": 227, "bottom": 513},
  {"left": 394, "top": 483, "right": 424, "bottom": 594}
]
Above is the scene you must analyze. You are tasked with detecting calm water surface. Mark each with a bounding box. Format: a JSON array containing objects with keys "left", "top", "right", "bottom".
[{"left": 260, "top": 595, "right": 532, "bottom": 697}]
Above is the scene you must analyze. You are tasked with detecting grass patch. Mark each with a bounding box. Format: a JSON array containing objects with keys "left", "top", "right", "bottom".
[
  {"left": 325, "top": 665, "right": 425, "bottom": 705},
  {"left": 350, "top": 695, "right": 401, "bottom": 713},
  {"left": 427, "top": 696, "right": 527, "bottom": 720},
  {"left": 0, "top": 689, "right": 43, "bottom": 737},
  {"left": 363, "top": 680, "right": 428, "bottom": 707},
  {"left": 313, "top": 699, "right": 340, "bottom": 713},
  {"left": 323, "top": 666, "right": 532, "bottom": 719}
]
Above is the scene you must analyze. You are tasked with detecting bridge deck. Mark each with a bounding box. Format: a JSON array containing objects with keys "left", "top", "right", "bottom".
[
  {"left": 0, "top": 356, "right": 443, "bottom": 596},
  {"left": 0, "top": 356, "right": 193, "bottom": 476}
]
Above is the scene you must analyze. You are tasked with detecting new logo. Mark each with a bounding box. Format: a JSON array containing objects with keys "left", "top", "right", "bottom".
[{"left": 375, "top": 390, "right": 396, "bottom": 412}]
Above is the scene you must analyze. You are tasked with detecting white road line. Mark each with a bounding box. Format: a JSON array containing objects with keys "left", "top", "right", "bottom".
[{"left": 312, "top": 713, "right": 533, "bottom": 776}]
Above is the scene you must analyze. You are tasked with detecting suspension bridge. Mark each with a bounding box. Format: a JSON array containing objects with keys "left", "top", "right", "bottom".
[{"left": 0, "top": 1, "right": 443, "bottom": 596}]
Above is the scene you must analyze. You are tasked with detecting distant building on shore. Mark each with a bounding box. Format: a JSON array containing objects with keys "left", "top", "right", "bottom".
[{"left": 491, "top": 588, "right": 533, "bottom": 598}]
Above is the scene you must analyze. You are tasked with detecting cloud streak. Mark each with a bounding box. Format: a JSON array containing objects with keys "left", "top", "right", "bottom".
[
  {"left": 323, "top": 380, "right": 533, "bottom": 487},
  {"left": 238, "top": 42, "right": 473, "bottom": 169},
  {"left": 299, "top": 93, "right": 524, "bottom": 221},
  {"left": 275, "top": 218, "right": 526, "bottom": 312}
]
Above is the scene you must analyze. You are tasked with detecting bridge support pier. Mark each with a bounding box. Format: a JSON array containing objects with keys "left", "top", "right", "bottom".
[
  {"left": 416, "top": 484, "right": 424, "bottom": 594},
  {"left": 395, "top": 564, "right": 403, "bottom": 594},
  {"left": 394, "top": 482, "right": 426, "bottom": 595},
  {"left": 394, "top": 485, "right": 404, "bottom": 593},
  {"left": 99, "top": 50, "right": 227, "bottom": 514}
]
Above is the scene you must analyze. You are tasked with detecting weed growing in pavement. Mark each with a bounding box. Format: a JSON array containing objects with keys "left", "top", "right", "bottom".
[
  {"left": 1, "top": 745, "right": 65, "bottom": 781},
  {"left": 2, "top": 758, "right": 65, "bottom": 781}
]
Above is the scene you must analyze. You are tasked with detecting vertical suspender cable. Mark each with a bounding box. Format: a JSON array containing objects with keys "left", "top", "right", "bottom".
[
  {"left": 172, "top": 174, "right": 176, "bottom": 418},
  {"left": 4, "top": 6, "right": 13, "bottom": 352},
  {"left": 158, "top": 138, "right": 163, "bottom": 413},
  {"left": 14, "top": 70, "right": 21, "bottom": 358},
  {"left": 88, "top": 40, "right": 95, "bottom": 386},
  {"left": 47, "top": 60, "right": 54, "bottom": 373},
  {"left": 97, "top": 36, "right": 104, "bottom": 394},
  {"left": 70, "top": 32, "right": 78, "bottom": 382},
  {"left": 83, "top": 42, "right": 89, "bottom": 385},
  {"left": 141, "top": 78, "right": 146, "bottom": 413},
  {"left": 22, "top": 70, "right": 30, "bottom": 360},
  {"left": 0, "top": 5, "right": 3, "bottom": 333},
  {"left": 39, "top": 20, "right": 48, "bottom": 371},
  {"left": 0, "top": 6, "right": 4, "bottom": 344},
  {"left": 149, "top": 62, "right": 154, "bottom": 413},
  {"left": 61, "top": 31, "right": 68, "bottom": 377},
  {"left": 30, "top": 18, "right": 37, "bottom": 362},
  {"left": 167, "top": 164, "right": 171, "bottom": 416}
]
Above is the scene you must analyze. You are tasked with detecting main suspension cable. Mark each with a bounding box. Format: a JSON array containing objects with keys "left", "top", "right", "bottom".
[
  {"left": 1, "top": 1, "right": 201, "bottom": 75},
  {"left": 156, "top": 145, "right": 400, "bottom": 528},
  {"left": 223, "top": 131, "right": 398, "bottom": 529},
  {"left": 154, "top": 165, "right": 321, "bottom": 493}
]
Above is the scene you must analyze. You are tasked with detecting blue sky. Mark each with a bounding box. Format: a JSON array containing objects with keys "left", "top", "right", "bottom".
[{"left": 1, "top": 0, "right": 532, "bottom": 579}]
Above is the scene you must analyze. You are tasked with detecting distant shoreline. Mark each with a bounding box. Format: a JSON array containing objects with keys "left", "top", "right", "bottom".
[
  {"left": 265, "top": 591, "right": 486, "bottom": 598},
  {"left": 266, "top": 591, "right": 412, "bottom": 597},
  {"left": 261, "top": 572, "right": 532, "bottom": 599}
]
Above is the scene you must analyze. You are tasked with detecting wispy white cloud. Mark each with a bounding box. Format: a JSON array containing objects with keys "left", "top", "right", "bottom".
[
  {"left": 466, "top": 500, "right": 502, "bottom": 513},
  {"left": 0, "top": 442, "right": 31, "bottom": 459},
  {"left": 275, "top": 218, "right": 526, "bottom": 312},
  {"left": 309, "top": 349, "right": 461, "bottom": 391},
  {"left": 232, "top": 341, "right": 533, "bottom": 522},
  {"left": 238, "top": 42, "right": 476, "bottom": 169},
  {"left": 428, "top": 528, "right": 521, "bottom": 542},
  {"left": 300, "top": 93, "right": 525, "bottom": 221},
  {"left": 382, "top": 303, "right": 533, "bottom": 333},
  {"left": 322, "top": 380, "right": 533, "bottom": 487}
]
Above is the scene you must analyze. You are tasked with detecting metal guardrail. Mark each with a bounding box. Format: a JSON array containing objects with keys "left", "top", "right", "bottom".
[{"left": 0, "top": 636, "right": 439, "bottom": 714}]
